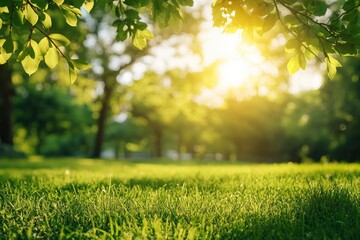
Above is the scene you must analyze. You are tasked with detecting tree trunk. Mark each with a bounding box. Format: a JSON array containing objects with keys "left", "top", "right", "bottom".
[
  {"left": 0, "top": 63, "right": 14, "bottom": 145},
  {"left": 92, "top": 86, "right": 113, "bottom": 158}
]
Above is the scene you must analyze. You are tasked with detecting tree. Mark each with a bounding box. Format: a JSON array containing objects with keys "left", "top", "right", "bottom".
[
  {"left": 13, "top": 73, "right": 94, "bottom": 155},
  {"left": 1, "top": 0, "right": 359, "bottom": 80},
  {"left": 320, "top": 57, "right": 360, "bottom": 162},
  {"left": 82, "top": 10, "right": 149, "bottom": 158},
  {"left": 0, "top": 63, "right": 13, "bottom": 145},
  {"left": 217, "top": 95, "right": 286, "bottom": 162},
  {"left": 0, "top": 0, "right": 193, "bottom": 80},
  {"left": 1, "top": 0, "right": 359, "bottom": 159}
]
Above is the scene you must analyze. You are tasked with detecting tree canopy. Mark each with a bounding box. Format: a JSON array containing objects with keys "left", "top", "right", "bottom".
[{"left": 0, "top": 0, "right": 359, "bottom": 80}]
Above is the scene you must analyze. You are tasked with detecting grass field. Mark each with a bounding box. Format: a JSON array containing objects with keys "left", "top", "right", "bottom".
[{"left": 0, "top": 158, "right": 359, "bottom": 239}]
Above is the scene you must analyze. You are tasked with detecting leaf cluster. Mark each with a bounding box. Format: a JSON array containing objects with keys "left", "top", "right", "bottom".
[
  {"left": 212, "top": 0, "right": 360, "bottom": 78},
  {"left": 0, "top": 0, "right": 193, "bottom": 81},
  {"left": 0, "top": 0, "right": 93, "bottom": 82}
]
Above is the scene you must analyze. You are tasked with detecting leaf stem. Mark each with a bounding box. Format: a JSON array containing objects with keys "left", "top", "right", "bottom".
[{"left": 34, "top": 25, "right": 67, "bottom": 59}]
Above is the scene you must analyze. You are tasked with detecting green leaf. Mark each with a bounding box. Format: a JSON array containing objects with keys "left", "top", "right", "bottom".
[
  {"left": 283, "top": 14, "right": 298, "bottom": 26},
  {"left": 21, "top": 55, "right": 40, "bottom": 75},
  {"left": 287, "top": 54, "right": 301, "bottom": 74},
  {"left": 304, "top": 45, "right": 319, "bottom": 60},
  {"left": 29, "top": 39, "right": 41, "bottom": 58},
  {"left": 63, "top": 9, "right": 77, "bottom": 27},
  {"left": 0, "top": 44, "right": 12, "bottom": 64},
  {"left": 343, "top": 0, "right": 356, "bottom": 11},
  {"left": 0, "top": 6, "right": 9, "bottom": 13},
  {"left": 116, "top": 30, "right": 128, "bottom": 41},
  {"left": 326, "top": 56, "right": 342, "bottom": 79},
  {"left": 24, "top": 3, "right": 38, "bottom": 26},
  {"left": 132, "top": 29, "right": 154, "bottom": 50},
  {"left": 125, "top": 9, "right": 140, "bottom": 19},
  {"left": 41, "top": 12, "right": 52, "bottom": 29},
  {"left": 82, "top": 0, "right": 94, "bottom": 13},
  {"left": 44, "top": 47, "right": 59, "bottom": 69},
  {"left": 62, "top": 4, "right": 82, "bottom": 16},
  {"left": 312, "top": 1, "right": 327, "bottom": 16},
  {"left": 49, "top": 33, "right": 70, "bottom": 46},
  {"left": 69, "top": 65, "right": 78, "bottom": 84},
  {"left": 39, "top": 37, "right": 50, "bottom": 55}
]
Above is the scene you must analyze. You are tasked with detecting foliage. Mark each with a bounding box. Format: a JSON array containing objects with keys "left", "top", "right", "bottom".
[
  {"left": 212, "top": 0, "right": 360, "bottom": 78},
  {"left": 0, "top": 159, "right": 359, "bottom": 239},
  {"left": 218, "top": 95, "right": 286, "bottom": 161},
  {"left": 13, "top": 80, "right": 94, "bottom": 156},
  {"left": 1, "top": 0, "right": 359, "bottom": 80},
  {"left": 320, "top": 57, "right": 360, "bottom": 162},
  {"left": 0, "top": 0, "right": 193, "bottom": 80}
]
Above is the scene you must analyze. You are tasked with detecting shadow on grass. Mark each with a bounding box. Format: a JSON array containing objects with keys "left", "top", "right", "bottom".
[{"left": 223, "top": 187, "right": 360, "bottom": 240}]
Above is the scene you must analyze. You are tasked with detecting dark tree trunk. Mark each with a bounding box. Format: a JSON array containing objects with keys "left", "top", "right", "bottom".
[
  {"left": 92, "top": 86, "right": 113, "bottom": 158},
  {"left": 0, "top": 63, "right": 14, "bottom": 145}
]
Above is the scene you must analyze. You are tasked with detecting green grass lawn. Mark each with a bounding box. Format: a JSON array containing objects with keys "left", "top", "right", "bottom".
[{"left": 1, "top": 158, "right": 359, "bottom": 239}]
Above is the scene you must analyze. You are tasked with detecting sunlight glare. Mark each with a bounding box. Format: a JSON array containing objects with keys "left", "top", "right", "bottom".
[{"left": 217, "top": 59, "right": 252, "bottom": 90}]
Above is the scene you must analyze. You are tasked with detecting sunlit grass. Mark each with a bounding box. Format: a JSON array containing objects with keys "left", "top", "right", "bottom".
[{"left": 1, "top": 158, "right": 359, "bottom": 239}]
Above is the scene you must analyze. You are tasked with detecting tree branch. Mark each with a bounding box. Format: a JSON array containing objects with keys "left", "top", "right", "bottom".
[{"left": 273, "top": 0, "right": 323, "bottom": 62}]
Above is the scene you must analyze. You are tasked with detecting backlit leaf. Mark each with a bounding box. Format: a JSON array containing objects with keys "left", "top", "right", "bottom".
[
  {"left": 82, "top": 0, "right": 94, "bottom": 13},
  {"left": 21, "top": 55, "right": 40, "bottom": 75},
  {"left": 326, "top": 56, "right": 342, "bottom": 79},
  {"left": 44, "top": 47, "right": 59, "bottom": 69},
  {"left": 41, "top": 12, "right": 52, "bottom": 29},
  {"left": 63, "top": 9, "right": 77, "bottom": 27},
  {"left": 0, "top": 46, "right": 12, "bottom": 64},
  {"left": 49, "top": 33, "right": 70, "bottom": 46},
  {"left": 287, "top": 54, "right": 301, "bottom": 74},
  {"left": 132, "top": 29, "right": 154, "bottom": 50},
  {"left": 39, "top": 37, "right": 50, "bottom": 55},
  {"left": 69, "top": 66, "right": 78, "bottom": 84},
  {"left": 24, "top": 3, "right": 38, "bottom": 26}
]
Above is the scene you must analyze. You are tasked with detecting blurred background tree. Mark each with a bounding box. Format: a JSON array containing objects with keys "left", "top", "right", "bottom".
[{"left": 1, "top": 0, "right": 360, "bottom": 162}]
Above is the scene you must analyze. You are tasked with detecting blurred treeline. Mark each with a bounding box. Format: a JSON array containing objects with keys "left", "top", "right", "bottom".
[
  {"left": 1, "top": 5, "right": 359, "bottom": 163},
  {"left": 1, "top": 56, "right": 359, "bottom": 163}
]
